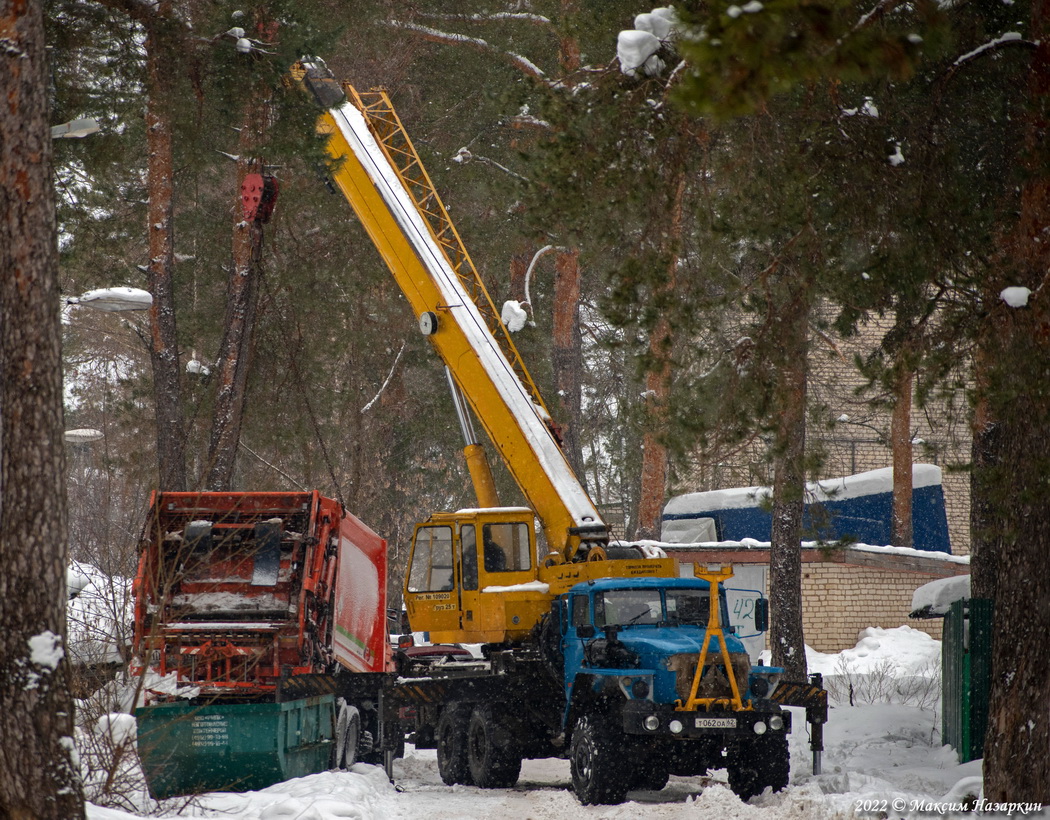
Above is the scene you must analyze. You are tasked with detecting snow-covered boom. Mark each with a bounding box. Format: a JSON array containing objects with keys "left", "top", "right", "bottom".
[{"left": 294, "top": 62, "right": 676, "bottom": 643}]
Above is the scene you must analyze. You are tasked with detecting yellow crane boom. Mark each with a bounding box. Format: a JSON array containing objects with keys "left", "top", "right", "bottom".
[{"left": 296, "top": 63, "right": 675, "bottom": 643}]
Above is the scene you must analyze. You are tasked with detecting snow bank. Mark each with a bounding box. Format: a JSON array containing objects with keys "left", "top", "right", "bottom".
[{"left": 805, "top": 625, "right": 941, "bottom": 678}]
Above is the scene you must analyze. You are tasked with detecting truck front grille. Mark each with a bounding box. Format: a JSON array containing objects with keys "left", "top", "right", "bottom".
[{"left": 668, "top": 651, "right": 752, "bottom": 702}]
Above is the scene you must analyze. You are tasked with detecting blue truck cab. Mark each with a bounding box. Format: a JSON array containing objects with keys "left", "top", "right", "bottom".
[{"left": 550, "top": 576, "right": 794, "bottom": 804}]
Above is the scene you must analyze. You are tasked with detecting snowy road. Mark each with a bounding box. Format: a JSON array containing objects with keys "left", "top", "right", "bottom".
[
  {"left": 88, "top": 704, "right": 985, "bottom": 820},
  {"left": 87, "top": 628, "right": 1047, "bottom": 820}
]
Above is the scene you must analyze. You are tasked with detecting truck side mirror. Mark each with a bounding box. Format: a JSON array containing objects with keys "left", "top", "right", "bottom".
[{"left": 754, "top": 597, "right": 769, "bottom": 632}]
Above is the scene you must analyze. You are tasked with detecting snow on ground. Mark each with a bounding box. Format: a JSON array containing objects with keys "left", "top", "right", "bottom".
[
  {"left": 82, "top": 626, "right": 1048, "bottom": 820},
  {"left": 68, "top": 561, "right": 132, "bottom": 665}
]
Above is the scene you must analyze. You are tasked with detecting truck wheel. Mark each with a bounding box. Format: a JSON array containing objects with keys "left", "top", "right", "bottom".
[
  {"left": 466, "top": 704, "right": 521, "bottom": 788},
  {"left": 569, "top": 714, "right": 630, "bottom": 805},
  {"left": 334, "top": 701, "right": 361, "bottom": 770},
  {"left": 436, "top": 705, "right": 473, "bottom": 786},
  {"left": 727, "top": 733, "right": 789, "bottom": 801}
]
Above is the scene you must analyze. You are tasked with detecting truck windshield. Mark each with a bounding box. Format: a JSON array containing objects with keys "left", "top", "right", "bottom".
[
  {"left": 666, "top": 589, "right": 710, "bottom": 626},
  {"left": 407, "top": 526, "right": 454, "bottom": 592},
  {"left": 594, "top": 589, "right": 661, "bottom": 627},
  {"left": 592, "top": 588, "right": 712, "bottom": 628}
]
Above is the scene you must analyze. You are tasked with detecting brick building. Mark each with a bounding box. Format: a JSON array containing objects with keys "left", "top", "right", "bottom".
[
  {"left": 665, "top": 308, "right": 974, "bottom": 652},
  {"left": 666, "top": 543, "right": 969, "bottom": 653}
]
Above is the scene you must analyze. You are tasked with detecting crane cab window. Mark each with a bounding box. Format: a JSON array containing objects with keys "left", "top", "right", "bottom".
[
  {"left": 481, "top": 522, "right": 531, "bottom": 573},
  {"left": 407, "top": 526, "right": 454, "bottom": 592}
]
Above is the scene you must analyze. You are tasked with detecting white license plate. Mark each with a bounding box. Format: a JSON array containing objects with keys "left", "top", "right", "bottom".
[{"left": 695, "top": 717, "right": 737, "bottom": 729}]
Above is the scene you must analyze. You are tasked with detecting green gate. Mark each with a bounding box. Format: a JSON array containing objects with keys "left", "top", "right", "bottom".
[{"left": 941, "top": 598, "right": 992, "bottom": 763}]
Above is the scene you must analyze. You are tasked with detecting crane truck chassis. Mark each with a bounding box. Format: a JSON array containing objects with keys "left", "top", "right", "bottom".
[{"left": 394, "top": 568, "right": 826, "bottom": 804}]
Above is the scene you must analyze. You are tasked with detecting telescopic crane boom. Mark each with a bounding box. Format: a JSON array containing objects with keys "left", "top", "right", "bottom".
[{"left": 296, "top": 63, "right": 675, "bottom": 643}]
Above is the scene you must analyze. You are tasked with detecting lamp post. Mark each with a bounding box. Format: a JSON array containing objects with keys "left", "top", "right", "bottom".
[
  {"left": 63, "top": 428, "right": 104, "bottom": 444},
  {"left": 67, "top": 287, "right": 152, "bottom": 313}
]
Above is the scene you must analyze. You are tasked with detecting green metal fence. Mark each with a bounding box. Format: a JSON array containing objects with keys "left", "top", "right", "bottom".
[{"left": 941, "top": 598, "right": 993, "bottom": 763}]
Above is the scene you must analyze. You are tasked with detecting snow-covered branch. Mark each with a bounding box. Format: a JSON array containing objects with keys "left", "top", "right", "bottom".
[
  {"left": 452, "top": 147, "right": 531, "bottom": 182},
  {"left": 361, "top": 343, "right": 406, "bottom": 414},
  {"left": 852, "top": 0, "right": 906, "bottom": 35},
  {"left": 388, "top": 20, "right": 546, "bottom": 80},
  {"left": 827, "top": 0, "right": 905, "bottom": 57},
  {"left": 523, "top": 245, "right": 569, "bottom": 307},
  {"left": 952, "top": 32, "right": 1035, "bottom": 69},
  {"left": 417, "top": 11, "right": 553, "bottom": 27}
]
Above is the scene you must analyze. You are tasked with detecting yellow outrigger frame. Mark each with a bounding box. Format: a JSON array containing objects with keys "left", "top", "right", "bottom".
[{"left": 676, "top": 565, "right": 751, "bottom": 712}]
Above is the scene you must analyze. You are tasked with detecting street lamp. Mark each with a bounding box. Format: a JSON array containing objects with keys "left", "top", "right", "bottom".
[
  {"left": 64, "top": 428, "right": 104, "bottom": 444},
  {"left": 67, "top": 287, "right": 152, "bottom": 313},
  {"left": 51, "top": 118, "right": 101, "bottom": 139}
]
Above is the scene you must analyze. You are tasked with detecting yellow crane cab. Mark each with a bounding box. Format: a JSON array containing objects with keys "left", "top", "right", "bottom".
[{"left": 404, "top": 507, "right": 549, "bottom": 644}]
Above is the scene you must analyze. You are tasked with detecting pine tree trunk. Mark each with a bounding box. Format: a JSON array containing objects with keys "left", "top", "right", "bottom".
[
  {"left": 768, "top": 277, "right": 810, "bottom": 683},
  {"left": 144, "top": 8, "right": 187, "bottom": 491},
  {"left": 635, "top": 172, "right": 686, "bottom": 539},
  {"left": 969, "top": 369, "right": 1001, "bottom": 602},
  {"left": 206, "top": 167, "right": 264, "bottom": 488},
  {"left": 551, "top": 249, "right": 586, "bottom": 483},
  {"left": 980, "top": 296, "right": 1050, "bottom": 802},
  {"left": 636, "top": 348, "right": 671, "bottom": 540},
  {"left": 890, "top": 366, "right": 913, "bottom": 548},
  {"left": 978, "top": 1, "right": 1050, "bottom": 800},
  {"left": 0, "top": 1, "right": 86, "bottom": 815},
  {"left": 558, "top": 0, "right": 581, "bottom": 73}
]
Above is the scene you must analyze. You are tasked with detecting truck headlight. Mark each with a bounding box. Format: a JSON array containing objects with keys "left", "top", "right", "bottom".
[
  {"left": 753, "top": 721, "right": 767, "bottom": 735},
  {"left": 644, "top": 715, "right": 660, "bottom": 731},
  {"left": 669, "top": 719, "right": 684, "bottom": 734},
  {"left": 769, "top": 715, "right": 784, "bottom": 731}
]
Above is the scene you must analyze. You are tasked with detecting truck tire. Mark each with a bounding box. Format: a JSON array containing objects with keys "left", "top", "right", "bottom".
[
  {"left": 436, "top": 704, "right": 473, "bottom": 785},
  {"left": 466, "top": 704, "right": 522, "bottom": 788},
  {"left": 727, "top": 733, "right": 789, "bottom": 801},
  {"left": 569, "top": 714, "right": 630, "bottom": 805},
  {"left": 334, "top": 701, "right": 361, "bottom": 770}
]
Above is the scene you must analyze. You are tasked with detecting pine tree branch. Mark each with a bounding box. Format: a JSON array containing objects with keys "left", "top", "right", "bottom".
[
  {"left": 416, "top": 11, "right": 554, "bottom": 28},
  {"left": 942, "top": 32, "right": 1037, "bottom": 84},
  {"left": 361, "top": 343, "right": 406, "bottom": 414},
  {"left": 388, "top": 20, "right": 547, "bottom": 80}
]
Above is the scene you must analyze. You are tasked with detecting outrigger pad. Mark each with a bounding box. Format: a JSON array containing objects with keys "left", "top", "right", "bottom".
[{"left": 251, "top": 521, "right": 282, "bottom": 587}]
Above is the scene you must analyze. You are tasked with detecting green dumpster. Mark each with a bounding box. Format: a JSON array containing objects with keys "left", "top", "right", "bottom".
[
  {"left": 941, "top": 598, "right": 993, "bottom": 763},
  {"left": 135, "top": 695, "right": 335, "bottom": 798}
]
